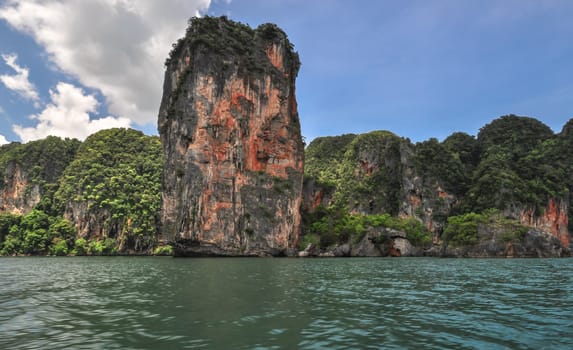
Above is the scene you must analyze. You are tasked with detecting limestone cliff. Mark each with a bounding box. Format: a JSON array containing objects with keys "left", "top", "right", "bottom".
[
  {"left": 303, "top": 132, "right": 457, "bottom": 242},
  {"left": 302, "top": 121, "right": 571, "bottom": 257},
  {"left": 55, "top": 128, "right": 162, "bottom": 253},
  {"left": 158, "top": 16, "right": 304, "bottom": 256}
]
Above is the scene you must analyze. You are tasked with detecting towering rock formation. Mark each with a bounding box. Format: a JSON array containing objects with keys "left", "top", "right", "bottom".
[{"left": 158, "top": 17, "right": 304, "bottom": 256}]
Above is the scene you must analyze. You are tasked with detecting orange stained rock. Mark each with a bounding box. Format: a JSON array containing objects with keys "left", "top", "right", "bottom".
[
  {"left": 437, "top": 190, "right": 450, "bottom": 199},
  {"left": 408, "top": 193, "right": 422, "bottom": 209},
  {"left": 520, "top": 198, "right": 570, "bottom": 247},
  {"left": 265, "top": 43, "right": 284, "bottom": 71},
  {"left": 313, "top": 190, "right": 324, "bottom": 210}
]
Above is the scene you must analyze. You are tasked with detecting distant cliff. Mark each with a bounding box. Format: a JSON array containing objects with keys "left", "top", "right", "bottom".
[
  {"left": 55, "top": 129, "right": 162, "bottom": 253},
  {"left": 158, "top": 16, "right": 304, "bottom": 256},
  {"left": 0, "top": 129, "right": 162, "bottom": 256},
  {"left": 301, "top": 115, "right": 572, "bottom": 257}
]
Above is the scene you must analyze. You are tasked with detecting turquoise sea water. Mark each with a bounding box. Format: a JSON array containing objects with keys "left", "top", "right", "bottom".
[{"left": 0, "top": 257, "right": 571, "bottom": 349}]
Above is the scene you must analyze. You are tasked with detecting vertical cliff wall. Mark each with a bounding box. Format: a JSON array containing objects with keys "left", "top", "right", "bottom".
[
  {"left": 158, "top": 17, "right": 304, "bottom": 256},
  {"left": 517, "top": 198, "right": 570, "bottom": 247}
]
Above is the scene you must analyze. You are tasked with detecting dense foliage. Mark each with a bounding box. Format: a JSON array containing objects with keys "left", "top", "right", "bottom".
[
  {"left": 304, "top": 134, "right": 356, "bottom": 186},
  {"left": 165, "top": 16, "right": 298, "bottom": 83},
  {"left": 0, "top": 129, "right": 163, "bottom": 255},
  {"left": 0, "top": 210, "right": 75, "bottom": 256},
  {"left": 414, "top": 138, "right": 469, "bottom": 196},
  {"left": 301, "top": 206, "right": 431, "bottom": 250},
  {"left": 55, "top": 128, "right": 162, "bottom": 252},
  {"left": 0, "top": 136, "right": 80, "bottom": 187},
  {"left": 0, "top": 137, "right": 81, "bottom": 214},
  {"left": 443, "top": 209, "right": 528, "bottom": 247},
  {"left": 469, "top": 115, "right": 568, "bottom": 212}
]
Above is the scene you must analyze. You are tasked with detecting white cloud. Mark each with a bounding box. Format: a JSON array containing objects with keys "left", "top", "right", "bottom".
[
  {"left": 13, "top": 82, "right": 131, "bottom": 142},
  {"left": 0, "top": 134, "right": 8, "bottom": 145},
  {"left": 0, "top": 53, "right": 40, "bottom": 102},
  {"left": 0, "top": 0, "right": 211, "bottom": 125}
]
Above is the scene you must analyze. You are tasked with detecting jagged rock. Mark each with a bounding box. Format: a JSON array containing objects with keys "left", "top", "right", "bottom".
[
  {"left": 333, "top": 243, "right": 351, "bottom": 257},
  {"left": 298, "top": 243, "right": 318, "bottom": 257},
  {"left": 351, "top": 231, "right": 383, "bottom": 257},
  {"left": 158, "top": 17, "right": 304, "bottom": 256},
  {"left": 302, "top": 132, "right": 458, "bottom": 240},
  {"left": 390, "top": 238, "right": 416, "bottom": 257}
]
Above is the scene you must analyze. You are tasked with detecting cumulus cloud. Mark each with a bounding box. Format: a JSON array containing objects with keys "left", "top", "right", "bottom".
[
  {"left": 0, "top": 134, "right": 8, "bottom": 145},
  {"left": 0, "top": 53, "right": 40, "bottom": 102},
  {"left": 0, "top": 0, "right": 211, "bottom": 125},
  {"left": 13, "top": 82, "right": 131, "bottom": 142}
]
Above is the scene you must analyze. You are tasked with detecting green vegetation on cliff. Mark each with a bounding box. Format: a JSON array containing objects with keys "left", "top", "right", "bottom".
[
  {"left": 165, "top": 15, "right": 299, "bottom": 95},
  {"left": 302, "top": 115, "right": 573, "bottom": 255},
  {"left": 443, "top": 209, "right": 528, "bottom": 247},
  {"left": 304, "top": 134, "right": 356, "bottom": 186},
  {"left": 167, "top": 16, "right": 297, "bottom": 65},
  {"left": 0, "top": 129, "right": 163, "bottom": 255},
  {"left": 337, "top": 131, "right": 404, "bottom": 215},
  {"left": 0, "top": 210, "right": 75, "bottom": 256},
  {"left": 468, "top": 115, "right": 563, "bottom": 212},
  {"left": 0, "top": 136, "right": 80, "bottom": 187},
  {"left": 414, "top": 138, "right": 469, "bottom": 196},
  {"left": 55, "top": 128, "right": 162, "bottom": 252},
  {"left": 301, "top": 206, "right": 431, "bottom": 250}
]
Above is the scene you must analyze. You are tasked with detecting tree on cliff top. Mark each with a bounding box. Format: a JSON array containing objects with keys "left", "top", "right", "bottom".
[
  {"left": 468, "top": 115, "right": 566, "bottom": 213},
  {"left": 0, "top": 136, "right": 80, "bottom": 191},
  {"left": 164, "top": 16, "right": 299, "bottom": 85},
  {"left": 304, "top": 134, "right": 356, "bottom": 186}
]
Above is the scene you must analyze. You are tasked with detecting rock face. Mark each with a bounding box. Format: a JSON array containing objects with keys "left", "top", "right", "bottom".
[
  {"left": 158, "top": 17, "right": 304, "bottom": 256},
  {"left": 0, "top": 162, "right": 41, "bottom": 214},
  {"left": 516, "top": 198, "right": 570, "bottom": 248},
  {"left": 303, "top": 132, "right": 457, "bottom": 239},
  {"left": 0, "top": 137, "right": 80, "bottom": 215}
]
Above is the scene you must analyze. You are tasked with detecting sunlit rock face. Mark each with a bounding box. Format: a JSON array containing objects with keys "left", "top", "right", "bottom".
[
  {"left": 158, "top": 17, "right": 304, "bottom": 256},
  {"left": 516, "top": 198, "right": 570, "bottom": 248},
  {"left": 0, "top": 162, "right": 41, "bottom": 215}
]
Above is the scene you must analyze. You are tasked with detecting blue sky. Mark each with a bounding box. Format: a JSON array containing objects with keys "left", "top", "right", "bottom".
[{"left": 1, "top": 0, "right": 572, "bottom": 145}]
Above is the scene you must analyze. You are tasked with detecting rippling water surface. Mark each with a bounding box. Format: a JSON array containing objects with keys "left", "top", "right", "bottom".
[{"left": 0, "top": 257, "right": 572, "bottom": 349}]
